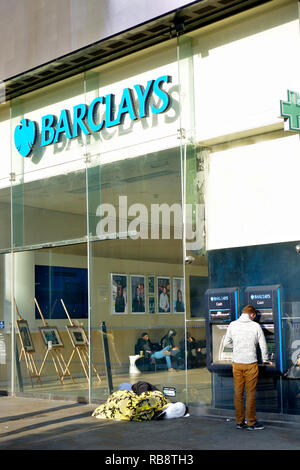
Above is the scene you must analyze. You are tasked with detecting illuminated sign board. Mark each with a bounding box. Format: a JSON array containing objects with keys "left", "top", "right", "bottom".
[
  {"left": 14, "top": 75, "right": 172, "bottom": 158},
  {"left": 280, "top": 90, "right": 300, "bottom": 132}
]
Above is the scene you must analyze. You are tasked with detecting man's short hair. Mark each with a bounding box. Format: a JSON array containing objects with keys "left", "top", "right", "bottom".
[{"left": 242, "top": 305, "right": 257, "bottom": 316}]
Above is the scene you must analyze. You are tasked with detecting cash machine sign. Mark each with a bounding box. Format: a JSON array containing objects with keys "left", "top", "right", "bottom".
[
  {"left": 249, "top": 291, "right": 273, "bottom": 309},
  {"left": 209, "top": 294, "right": 231, "bottom": 321},
  {"left": 209, "top": 294, "right": 230, "bottom": 309}
]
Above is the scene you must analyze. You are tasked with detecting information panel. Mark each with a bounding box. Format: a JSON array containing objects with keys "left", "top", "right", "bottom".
[{"left": 207, "top": 289, "right": 238, "bottom": 323}]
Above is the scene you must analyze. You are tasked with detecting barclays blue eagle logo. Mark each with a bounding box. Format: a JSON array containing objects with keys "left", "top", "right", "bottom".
[{"left": 14, "top": 118, "right": 37, "bottom": 157}]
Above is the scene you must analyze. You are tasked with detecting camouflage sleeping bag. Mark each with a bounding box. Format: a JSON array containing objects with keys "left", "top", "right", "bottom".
[{"left": 92, "top": 389, "right": 169, "bottom": 421}]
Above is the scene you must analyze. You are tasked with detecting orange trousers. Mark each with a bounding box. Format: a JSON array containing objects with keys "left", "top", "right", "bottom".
[{"left": 232, "top": 362, "right": 259, "bottom": 426}]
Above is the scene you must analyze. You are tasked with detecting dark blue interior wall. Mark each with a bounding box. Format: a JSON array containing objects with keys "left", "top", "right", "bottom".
[
  {"left": 207, "top": 240, "right": 300, "bottom": 308},
  {"left": 35, "top": 265, "right": 88, "bottom": 319}
]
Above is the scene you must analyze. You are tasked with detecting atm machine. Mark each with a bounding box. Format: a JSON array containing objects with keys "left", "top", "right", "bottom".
[
  {"left": 243, "top": 284, "right": 284, "bottom": 376},
  {"left": 205, "top": 284, "right": 284, "bottom": 411},
  {"left": 205, "top": 287, "right": 239, "bottom": 373}
]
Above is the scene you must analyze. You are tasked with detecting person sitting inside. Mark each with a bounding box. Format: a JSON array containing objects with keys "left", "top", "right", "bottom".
[
  {"left": 135, "top": 331, "right": 182, "bottom": 372},
  {"left": 135, "top": 332, "right": 154, "bottom": 358},
  {"left": 135, "top": 332, "right": 159, "bottom": 371},
  {"left": 135, "top": 330, "right": 178, "bottom": 372},
  {"left": 180, "top": 332, "right": 204, "bottom": 368},
  {"left": 153, "top": 329, "right": 183, "bottom": 371}
]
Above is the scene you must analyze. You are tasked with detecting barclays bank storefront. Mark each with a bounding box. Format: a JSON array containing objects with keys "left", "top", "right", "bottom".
[{"left": 1, "top": 0, "right": 300, "bottom": 421}]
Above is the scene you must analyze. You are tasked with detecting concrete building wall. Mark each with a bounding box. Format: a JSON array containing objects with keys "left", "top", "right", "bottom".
[{"left": 0, "top": 0, "right": 191, "bottom": 80}]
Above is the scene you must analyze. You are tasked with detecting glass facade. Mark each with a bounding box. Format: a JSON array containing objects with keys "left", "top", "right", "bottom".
[
  {"left": 0, "top": 0, "right": 300, "bottom": 419},
  {"left": 1, "top": 39, "right": 194, "bottom": 405}
]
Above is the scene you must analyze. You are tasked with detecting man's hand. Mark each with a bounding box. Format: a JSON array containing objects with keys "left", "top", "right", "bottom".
[{"left": 262, "top": 361, "right": 273, "bottom": 366}]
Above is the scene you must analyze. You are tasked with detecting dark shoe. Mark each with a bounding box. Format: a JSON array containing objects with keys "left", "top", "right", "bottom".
[
  {"left": 236, "top": 421, "right": 247, "bottom": 429},
  {"left": 246, "top": 422, "right": 264, "bottom": 430}
]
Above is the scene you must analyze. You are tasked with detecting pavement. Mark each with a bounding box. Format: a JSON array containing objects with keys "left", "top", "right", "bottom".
[{"left": 0, "top": 396, "right": 300, "bottom": 456}]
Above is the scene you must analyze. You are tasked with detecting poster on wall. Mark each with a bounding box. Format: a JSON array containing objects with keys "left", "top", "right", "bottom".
[
  {"left": 111, "top": 274, "right": 128, "bottom": 314},
  {"left": 147, "top": 275, "right": 155, "bottom": 295},
  {"left": 148, "top": 296, "right": 155, "bottom": 314},
  {"left": 130, "top": 275, "right": 145, "bottom": 313},
  {"left": 157, "top": 277, "right": 171, "bottom": 313},
  {"left": 173, "top": 277, "right": 185, "bottom": 313}
]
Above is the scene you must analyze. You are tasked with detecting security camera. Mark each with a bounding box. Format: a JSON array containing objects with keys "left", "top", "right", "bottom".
[
  {"left": 296, "top": 244, "right": 300, "bottom": 253},
  {"left": 174, "top": 22, "right": 185, "bottom": 34},
  {"left": 185, "top": 255, "right": 195, "bottom": 265}
]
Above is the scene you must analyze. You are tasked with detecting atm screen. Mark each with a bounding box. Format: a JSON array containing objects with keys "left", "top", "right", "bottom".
[
  {"left": 210, "top": 310, "right": 231, "bottom": 322},
  {"left": 257, "top": 324, "right": 276, "bottom": 363},
  {"left": 256, "top": 309, "right": 273, "bottom": 322},
  {"left": 212, "top": 324, "right": 233, "bottom": 364}
]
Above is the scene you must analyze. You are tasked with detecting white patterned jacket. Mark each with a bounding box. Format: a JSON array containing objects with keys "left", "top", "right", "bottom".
[{"left": 223, "top": 313, "right": 269, "bottom": 364}]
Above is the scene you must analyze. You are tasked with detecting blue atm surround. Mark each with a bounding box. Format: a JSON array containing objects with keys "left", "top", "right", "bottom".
[
  {"left": 243, "top": 284, "right": 284, "bottom": 375},
  {"left": 205, "top": 287, "right": 239, "bottom": 373}
]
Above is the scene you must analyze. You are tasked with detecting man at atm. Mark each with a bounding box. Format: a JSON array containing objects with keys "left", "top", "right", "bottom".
[{"left": 223, "top": 304, "right": 272, "bottom": 431}]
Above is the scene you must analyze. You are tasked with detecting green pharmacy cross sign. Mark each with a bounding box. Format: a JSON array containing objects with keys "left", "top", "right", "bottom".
[{"left": 280, "top": 90, "right": 300, "bottom": 132}]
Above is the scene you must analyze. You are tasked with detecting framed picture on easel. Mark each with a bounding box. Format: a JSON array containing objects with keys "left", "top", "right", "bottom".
[
  {"left": 16, "top": 320, "right": 35, "bottom": 353},
  {"left": 66, "top": 325, "right": 88, "bottom": 347},
  {"left": 39, "top": 326, "right": 64, "bottom": 349}
]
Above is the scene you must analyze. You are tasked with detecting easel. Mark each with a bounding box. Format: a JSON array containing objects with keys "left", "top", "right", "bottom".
[
  {"left": 35, "top": 298, "right": 75, "bottom": 385},
  {"left": 14, "top": 298, "right": 42, "bottom": 387},
  {"left": 60, "top": 299, "right": 101, "bottom": 384}
]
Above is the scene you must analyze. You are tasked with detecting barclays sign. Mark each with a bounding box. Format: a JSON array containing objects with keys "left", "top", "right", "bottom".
[{"left": 14, "top": 75, "right": 172, "bottom": 158}]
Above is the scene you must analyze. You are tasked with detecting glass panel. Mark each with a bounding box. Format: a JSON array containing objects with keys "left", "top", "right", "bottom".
[
  {"left": 11, "top": 161, "right": 87, "bottom": 248},
  {"left": 11, "top": 74, "right": 87, "bottom": 177},
  {"left": 0, "top": 253, "right": 12, "bottom": 395},
  {"left": 88, "top": 143, "right": 185, "bottom": 403},
  {"left": 10, "top": 74, "right": 88, "bottom": 248},
  {"left": 13, "top": 243, "right": 91, "bottom": 401},
  {"left": 0, "top": 101, "right": 11, "bottom": 188},
  {"left": 0, "top": 178, "right": 11, "bottom": 252},
  {"left": 178, "top": 3, "right": 300, "bottom": 416},
  {"left": 85, "top": 41, "right": 186, "bottom": 404},
  {"left": 84, "top": 41, "right": 180, "bottom": 160},
  {"left": 178, "top": 36, "right": 211, "bottom": 408}
]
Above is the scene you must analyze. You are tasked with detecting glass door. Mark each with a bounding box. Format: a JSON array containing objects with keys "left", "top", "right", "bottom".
[{"left": 178, "top": 36, "right": 212, "bottom": 408}]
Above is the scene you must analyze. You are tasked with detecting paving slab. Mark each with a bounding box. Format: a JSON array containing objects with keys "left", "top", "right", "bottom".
[{"left": 0, "top": 396, "right": 299, "bottom": 452}]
